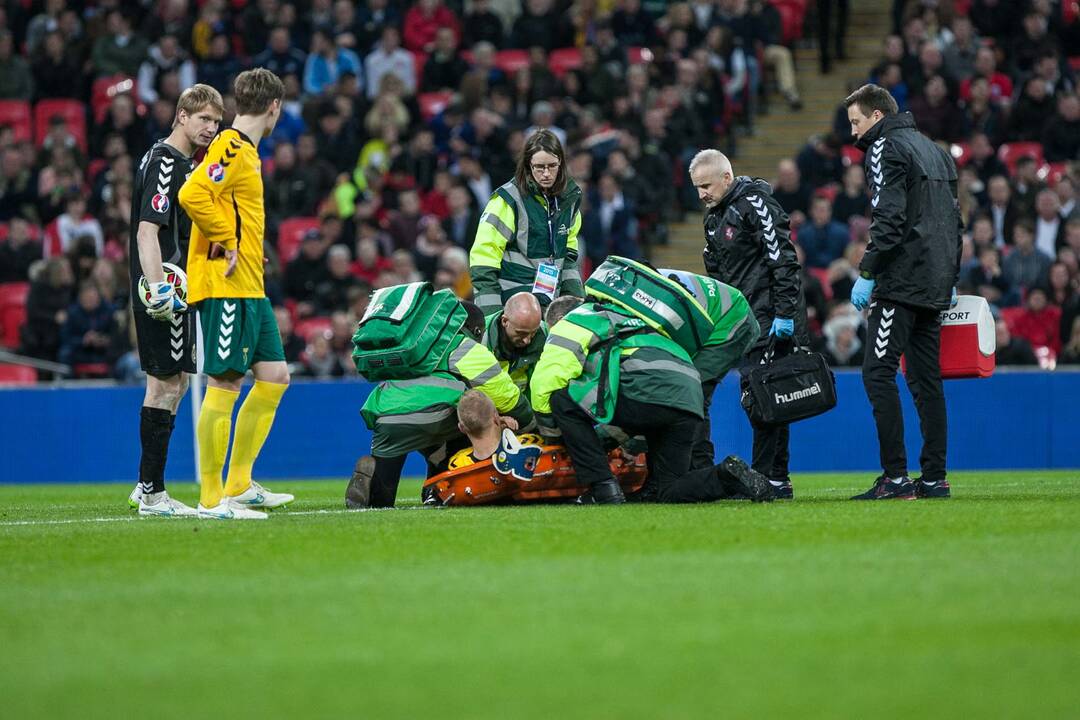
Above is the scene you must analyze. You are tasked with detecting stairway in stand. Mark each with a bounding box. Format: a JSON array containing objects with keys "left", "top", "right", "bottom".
[{"left": 650, "top": 0, "right": 890, "bottom": 272}]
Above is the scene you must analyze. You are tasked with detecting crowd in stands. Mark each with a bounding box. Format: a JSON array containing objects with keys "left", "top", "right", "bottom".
[
  {"left": 0, "top": 0, "right": 1075, "bottom": 382},
  {"left": 773, "top": 0, "right": 1079, "bottom": 368}
]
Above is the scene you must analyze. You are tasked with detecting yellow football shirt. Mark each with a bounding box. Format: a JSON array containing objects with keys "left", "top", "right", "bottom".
[{"left": 180, "top": 128, "right": 266, "bottom": 302}]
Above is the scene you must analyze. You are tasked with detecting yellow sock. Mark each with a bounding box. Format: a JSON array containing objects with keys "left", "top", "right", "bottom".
[
  {"left": 197, "top": 386, "right": 239, "bottom": 508},
  {"left": 224, "top": 381, "right": 287, "bottom": 497}
]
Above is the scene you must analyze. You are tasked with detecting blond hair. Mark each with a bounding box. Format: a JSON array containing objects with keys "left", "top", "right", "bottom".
[{"left": 174, "top": 83, "right": 225, "bottom": 126}]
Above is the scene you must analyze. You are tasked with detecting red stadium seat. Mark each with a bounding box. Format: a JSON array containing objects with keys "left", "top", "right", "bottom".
[
  {"left": 627, "top": 46, "right": 651, "bottom": 65},
  {"left": 841, "top": 145, "right": 864, "bottom": 167},
  {"left": 410, "top": 51, "right": 427, "bottom": 91},
  {"left": 949, "top": 142, "right": 971, "bottom": 167},
  {"left": 294, "top": 316, "right": 333, "bottom": 341},
  {"left": 0, "top": 363, "right": 36, "bottom": 384},
  {"left": 33, "top": 98, "right": 87, "bottom": 153},
  {"left": 494, "top": 49, "right": 529, "bottom": 75},
  {"left": 1044, "top": 162, "right": 1069, "bottom": 187},
  {"left": 997, "top": 142, "right": 1044, "bottom": 175},
  {"left": 91, "top": 75, "right": 137, "bottom": 123},
  {"left": 278, "top": 217, "right": 320, "bottom": 263},
  {"left": 0, "top": 281, "right": 30, "bottom": 349},
  {"left": 0, "top": 223, "right": 41, "bottom": 243},
  {"left": 418, "top": 91, "right": 453, "bottom": 121},
  {"left": 772, "top": 0, "right": 806, "bottom": 44},
  {"left": 549, "top": 47, "right": 582, "bottom": 78},
  {"left": 0, "top": 100, "right": 32, "bottom": 143},
  {"left": 809, "top": 267, "right": 833, "bottom": 300}
]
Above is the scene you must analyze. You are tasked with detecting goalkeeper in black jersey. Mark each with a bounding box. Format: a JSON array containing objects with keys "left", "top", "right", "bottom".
[{"left": 126, "top": 85, "right": 223, "bottom": 517}]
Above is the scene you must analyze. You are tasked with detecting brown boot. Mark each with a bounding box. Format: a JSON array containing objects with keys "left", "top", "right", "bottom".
[{"left": 346, "top": 456, "right": 375, "bottom": 509}]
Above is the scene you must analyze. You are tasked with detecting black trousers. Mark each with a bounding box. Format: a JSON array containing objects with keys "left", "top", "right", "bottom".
[
  {"left": 550, "top": 388, "right": 731, "bottom": 503},
  {"left": 737, "top": 345, "right": 793, "bottom": 481},
  {"left": 862, "top": 300, "right": 948, "bottom": 481},
  {"left": 817, "top": 0, "right": 849, "bottom": 70},
  {"left": 690, "top": 379, "right": 719, "bottom": 471},
  {"left": 370, "top": 437, "right": 470, "bottom": 508}
]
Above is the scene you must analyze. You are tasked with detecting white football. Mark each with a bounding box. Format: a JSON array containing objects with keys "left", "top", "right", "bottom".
[{"left": 138, "top": 262, "right": 188, "bottom": 307}]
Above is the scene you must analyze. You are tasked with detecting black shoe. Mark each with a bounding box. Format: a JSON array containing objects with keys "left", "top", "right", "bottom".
[
  {"left": 915, "top": 478, "right": 951, "bottom": 499},
  {"left": 576, "top": 479, "right": 626, "bottom": 505},
  {"left": 346, "top": 456, "right": 375, "bottom": 509},
  {"left": 719, "top": 456, "right": 774, "bottom": 502},
  {"left": 769, "top": 479, "right": 794, "bottom": 500},
  {"left": 851, "top": 475, "right": 916, "bottom": 500}
]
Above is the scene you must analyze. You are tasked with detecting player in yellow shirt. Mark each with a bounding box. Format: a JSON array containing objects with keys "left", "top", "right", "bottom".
[{"left": 179, "top": 68, "right": 292, "bottom": 520}]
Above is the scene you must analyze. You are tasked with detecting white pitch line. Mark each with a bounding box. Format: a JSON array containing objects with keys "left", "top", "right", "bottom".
[{"left": 0, "top": 507, "right": 429, "bottom": 527}]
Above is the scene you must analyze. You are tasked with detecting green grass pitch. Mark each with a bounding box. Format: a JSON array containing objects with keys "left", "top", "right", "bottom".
[{"left": 1, "top": 471, "right": 1078, "bottom": 719}]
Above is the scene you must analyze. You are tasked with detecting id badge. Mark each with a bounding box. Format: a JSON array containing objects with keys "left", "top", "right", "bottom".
[{"left": 532, "top": 261, "right": 560, "bottom": 299}]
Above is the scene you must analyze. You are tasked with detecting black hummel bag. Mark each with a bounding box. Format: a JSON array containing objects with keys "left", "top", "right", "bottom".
[{"left": 740, "top": 342, "right": 837, "bottom": 425}]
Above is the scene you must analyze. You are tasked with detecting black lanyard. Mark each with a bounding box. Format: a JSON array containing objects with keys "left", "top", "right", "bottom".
[{"left": 543, "top": 193, "right": 559, "bottom": 261}]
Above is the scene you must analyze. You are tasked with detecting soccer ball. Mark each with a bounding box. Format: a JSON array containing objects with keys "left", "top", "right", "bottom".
[{"left": 138, "top": 263, "right": 188, "bottom": 307}]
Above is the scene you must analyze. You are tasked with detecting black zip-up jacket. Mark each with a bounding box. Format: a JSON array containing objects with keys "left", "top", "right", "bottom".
[
  {"left": 856, "top": 112, "right": 963, "bottom": 310},
  {"left": 703, "top": 176, "right": 808, "bottom": 350}
]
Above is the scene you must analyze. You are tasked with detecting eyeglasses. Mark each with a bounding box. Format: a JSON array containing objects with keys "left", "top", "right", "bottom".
[{"left": 530, "top": 162, "right": 560, "bottom": 174}]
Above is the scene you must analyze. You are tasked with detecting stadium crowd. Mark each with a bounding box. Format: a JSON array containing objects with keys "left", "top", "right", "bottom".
[{"left": 0, "top": 0, "right": 1076, "bottom": 382}]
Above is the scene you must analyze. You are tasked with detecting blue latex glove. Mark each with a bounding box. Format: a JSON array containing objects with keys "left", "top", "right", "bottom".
[
  {"left": 769, "top": 316, "right": 794, "bottom": 338},
  {"left": 851, "top": 276, "right": 875, "bottom": 310},
  {"left": 950, "top": 287, "right": 958, "bottom": 308}
]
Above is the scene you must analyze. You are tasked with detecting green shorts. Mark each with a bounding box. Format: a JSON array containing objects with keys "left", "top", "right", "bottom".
[{"left": 197, "top": 297, "right": 284, "bottom": 376}]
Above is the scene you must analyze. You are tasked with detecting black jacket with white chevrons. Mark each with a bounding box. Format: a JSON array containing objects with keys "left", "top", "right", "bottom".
[
  {"left": 855, "top": 112, "right": 963, "bottom": 311},
  {"left": 703, "top": 176, "right": 808, "bottom": 350}
]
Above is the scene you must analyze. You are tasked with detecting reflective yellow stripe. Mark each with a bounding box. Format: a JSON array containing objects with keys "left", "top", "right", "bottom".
[{"left": 469, "top": 196, "right": 514, "bottom": 269}]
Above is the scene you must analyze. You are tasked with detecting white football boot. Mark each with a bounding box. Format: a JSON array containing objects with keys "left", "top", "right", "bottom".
[
  {"left": 128, "top": 483, "right": 143, "bottom": 508},
  {"left": 138, "top": 492, "right": 198, "bottom": 518},
  {"left": 197, "top": 499, "right": 267, "bottom": 520},
  {"left": 227, "top": 480, "right": 294, "bottom": 510}
]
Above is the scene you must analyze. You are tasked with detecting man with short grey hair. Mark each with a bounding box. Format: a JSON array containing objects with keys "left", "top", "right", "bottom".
[{"left": 692, "top": 148, "right": 807, "bottom": 499}]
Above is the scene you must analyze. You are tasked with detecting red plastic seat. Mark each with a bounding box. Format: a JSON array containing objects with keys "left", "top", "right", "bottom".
[
  {"left": 494, "top": 49, "right": 529, "bottom": 75},
  {"left": 549, "top": 47, "right": 582, "bottom": 78},
  {"left": 0, "top": 363, "right": 36, "bottom": 384},
  {"left": 90, "top": 75, "right": 137, "bottom": 123},
  {"left": 841, "top": 145, "right": 864, "bottom": 167},
  {"left": 418, "top": 91, "right": 453, "bottom": 122},
  {"left": 997, "top": 142, "right": 1044, "bottom": 175},
  {"left": 949, "top": 142, "right": 971, "bottom": 167},
  {"left": 410, "top": 51, "right": 427, "bottom": 92},
  {"left": 627, "top": 46, "right": 651, "bottom": 65},
  {"left": 0, "top": 281, "right": 30, "bottom": 348},
  {"left": 278, "top": 217, "right": 320, "bottom": 263},
  {"left": 294, "top": 316, "right": 333, "bottom": 341},
  {"left": 0, "top": 100, "right": 32, "bottom": 143},
  {"left": 772, "top": 0, "right": 806, "bottom": 44},
  {"left": 33, "top": 98, "right": 87, "bottom": 153}
]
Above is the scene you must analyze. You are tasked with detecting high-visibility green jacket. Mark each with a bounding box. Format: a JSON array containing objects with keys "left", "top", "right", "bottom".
[
  {"left": 469, "top": 179, "right": 584, "bottom": 315},
  {"left": 481, "top": 310, "right": 548, "bottom": 394},
  {"left": 530, "top": 302, "right": 704, "bottom": 437},
  {"left": 660, "top": 269, "right": 758, "bottom": 383},
  {"left": 361, "top": 334, "right": 534, "bottom": 457}
]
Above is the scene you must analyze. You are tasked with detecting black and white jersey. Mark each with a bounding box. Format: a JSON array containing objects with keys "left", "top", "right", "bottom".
[{"left": 129, "top": 140, "right": 196, "bottom": 286}]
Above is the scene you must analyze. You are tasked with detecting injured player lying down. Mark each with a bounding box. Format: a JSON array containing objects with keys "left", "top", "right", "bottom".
[{"left": 420, "top": 391, "right": 773, "bottom": 506}]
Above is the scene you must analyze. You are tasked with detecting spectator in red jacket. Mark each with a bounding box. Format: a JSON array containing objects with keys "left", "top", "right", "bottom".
[
  {"left": 402, "top": 0, "right": 460, "bottom": 54},
  {"left": 1011, "top": 286, "right": 1061, "bottom": 354}
]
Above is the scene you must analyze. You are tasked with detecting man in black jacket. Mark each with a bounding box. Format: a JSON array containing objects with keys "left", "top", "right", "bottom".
[
  {"left": 693, "top": 149, "right": 809, "bottom": 499},
  {"left": 845, "top": 84, "right": 962, "bottom": 500}
]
